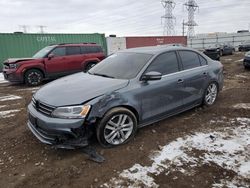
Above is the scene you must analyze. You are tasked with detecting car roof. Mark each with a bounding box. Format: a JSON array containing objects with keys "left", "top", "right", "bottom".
[
  {"left": 119, "top": 45, "right": 194, "bottom": 55},
  {"left": 52, "top": 43, "right": 100, "bottom": 47}
]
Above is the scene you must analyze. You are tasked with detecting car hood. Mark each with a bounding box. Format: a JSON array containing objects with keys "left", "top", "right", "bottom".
[
  {"left": 34, "top": 73, "right": 129, "bottom": 106},
  {"left": 4, "top": 58, "right": 36, "bottom": 64}
]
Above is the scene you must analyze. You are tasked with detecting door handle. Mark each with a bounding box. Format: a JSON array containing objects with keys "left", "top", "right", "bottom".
[{"left": 177, "top": 79, "right": 184, "bottom": 84}]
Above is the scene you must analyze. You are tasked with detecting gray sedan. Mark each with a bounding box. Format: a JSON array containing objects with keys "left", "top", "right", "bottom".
[{"left": 28, "top": 46, "right": 224, "bottom": 148}]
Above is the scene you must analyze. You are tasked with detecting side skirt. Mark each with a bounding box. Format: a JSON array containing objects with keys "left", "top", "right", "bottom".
[{"left": 138, "top": 102, "right": 202, "bottom": 128}]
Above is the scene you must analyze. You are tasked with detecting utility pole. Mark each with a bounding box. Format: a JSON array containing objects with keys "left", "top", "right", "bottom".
[
  {"left": 161, "top": 0, "right": 176, "bottom": 36},
  {"left": 183, "top": 0, "right": 199, "bottom": 38},
  {"left": 182, "top": 20, "right": 185, "bottom": 36}
]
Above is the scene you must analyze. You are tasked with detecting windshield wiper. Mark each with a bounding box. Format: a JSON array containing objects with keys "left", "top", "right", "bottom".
[{"left": 90, "top": 72, "right": 115, "bottom": 79}]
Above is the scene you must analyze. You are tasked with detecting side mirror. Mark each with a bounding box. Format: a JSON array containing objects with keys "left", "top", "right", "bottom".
[
  {"left": 141, "top": 71, "right": 162, "bottom": 81},
  {"left": 48, "top": 53, "right": 55, "bottom": 60}
]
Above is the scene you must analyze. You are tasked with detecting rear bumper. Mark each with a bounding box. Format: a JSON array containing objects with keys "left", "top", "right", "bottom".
[
  {"left": 27, "top": 103, "right": 92, "bottom": 149},
  {"left": 204, "top": 51, "right": 220, "bottom": 60}
]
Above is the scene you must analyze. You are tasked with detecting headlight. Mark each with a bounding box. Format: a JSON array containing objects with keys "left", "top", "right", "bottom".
[
  {"left": 52, "top": 105, "right": 91, "bottom": 119},
  {"left": 9, "top": 64, "right": 19, "bottom": 69}
]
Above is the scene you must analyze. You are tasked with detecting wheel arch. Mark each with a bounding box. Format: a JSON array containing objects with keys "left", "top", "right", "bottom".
[
  {"left": 82, "top": 59, "right": 100, "bottom": 70},
  {"left": 95, "top": 104, "right": 140, "bottom": 124},
  {"left": 23, "top": 67, "right": 45, "bottom": 79},
  {"left": 206, "top": 80, "right": 219, "bottom": 91},
  {"left": 119, "top": 105, "right": 140, "bottom": 123}
]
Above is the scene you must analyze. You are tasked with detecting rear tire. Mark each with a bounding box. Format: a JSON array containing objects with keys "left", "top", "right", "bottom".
[
  {"left": 203, "top": 82, "right": 218, "bottom": 106},
  {"left": 24, "top": 69, "right": 43, "bottom": 86},
  {"left": 96, "top": 107, "right": 137, "bottom": 148}
]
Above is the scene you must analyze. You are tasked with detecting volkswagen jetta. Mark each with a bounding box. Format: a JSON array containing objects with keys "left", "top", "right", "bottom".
[{"left": 28, "top": 46, "right": 223, "bottom": 148}]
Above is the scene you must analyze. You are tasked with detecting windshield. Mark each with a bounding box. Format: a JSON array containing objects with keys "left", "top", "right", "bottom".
[
  {"left": 33, "top": 46, "right": 55, "bottom": 58},
  {"left": 88, "top": 52, "right": 153, "bottom": 79}
]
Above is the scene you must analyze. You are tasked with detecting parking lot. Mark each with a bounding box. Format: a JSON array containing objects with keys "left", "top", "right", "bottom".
[{"left": 0, "top": 52, "right": 249, "bottom": 187}]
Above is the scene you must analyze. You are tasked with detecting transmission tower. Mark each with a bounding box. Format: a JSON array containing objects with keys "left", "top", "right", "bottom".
[
  {"left": 19, "top": 25, "right": 29, "bottom": 33},
  {"left": 37, "top": 25, "right": 47, "bottom": 33},
  {"left": 183, "top": 0, "right": 199, "bottom": 38},
  {"left": 161, "top": 0, "right": 176, "bottom": 36}
]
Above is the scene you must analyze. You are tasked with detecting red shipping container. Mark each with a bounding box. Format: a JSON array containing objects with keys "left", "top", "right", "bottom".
[{"left": 126, "top": 36, "right": 187, "bottom": 49}]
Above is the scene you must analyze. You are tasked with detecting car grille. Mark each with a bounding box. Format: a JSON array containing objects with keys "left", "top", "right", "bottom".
[{"left": 32, "top": 97, "right": 55, "bottom": 116}]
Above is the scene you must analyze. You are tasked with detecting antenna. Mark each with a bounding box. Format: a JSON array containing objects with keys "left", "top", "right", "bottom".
[
  {"left": 183, "top": 0, "right": 199, "bottom": 38},
  {"left": 161, "top": 0, "right": 176, "bottom": 36}
]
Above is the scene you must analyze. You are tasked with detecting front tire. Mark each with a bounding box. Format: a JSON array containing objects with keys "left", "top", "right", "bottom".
[
  {"left": 96, "top": 107, "right": 137, "bottom": 147},
  {"left": 203, "top": 82, "right": 218, "bottom": 106},
  {"left": 85, "top": 62, "right": 97, "bottom": 72},
  {"left": 24, "top": 69, "right": 43, "bottom": 86}
]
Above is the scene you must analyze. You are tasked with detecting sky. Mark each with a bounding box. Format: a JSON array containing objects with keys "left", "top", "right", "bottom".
[{"left": 0, "top": 0, "right": 250, "bottom": 36}]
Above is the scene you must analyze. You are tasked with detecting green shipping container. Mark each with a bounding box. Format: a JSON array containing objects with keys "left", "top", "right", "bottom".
[{"left": 0, "top": 33, "right": 107, "bottom": 70}]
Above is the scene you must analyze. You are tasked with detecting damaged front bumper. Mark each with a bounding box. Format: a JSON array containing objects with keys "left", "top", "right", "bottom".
[{"left": 27, "top": 103, "right": 93, "bottom": 149}]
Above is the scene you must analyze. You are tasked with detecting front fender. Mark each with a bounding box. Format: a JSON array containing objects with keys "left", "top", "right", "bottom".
[
  {"left": 18, "top": 64, "right": 45, "bottom": 77},
  {"left": 86, "top": 91, "right": 140, "bottom": 123}
]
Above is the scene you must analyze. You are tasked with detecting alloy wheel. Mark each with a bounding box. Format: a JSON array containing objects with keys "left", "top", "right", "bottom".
[
  {"left": 104, "top": 114, "right": 134, "bottom": 145},
  {"left": 27, "top": 72, "right": 42, "bottom": 85},
  {"left": 205, "top": 83, "right": 218, "bottom": 105}
]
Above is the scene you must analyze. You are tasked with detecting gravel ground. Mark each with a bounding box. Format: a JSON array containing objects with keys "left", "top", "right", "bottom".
[{"left": 0, "top": 52, "right": 249, "bottom": 188}]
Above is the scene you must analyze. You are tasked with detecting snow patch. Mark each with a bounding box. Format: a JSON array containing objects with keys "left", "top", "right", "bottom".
[
  {"left": 233, "top": 103, "right": 250, "bottom": 109},
  {"left": 224, "top": 58, "right": 232, "bottom": 61},
  {"left": 234, "top": 59, "right": 243, "bottom": 62},
  {"left": 104, "top": 118, "right": 250, "bottom": 187},
  {"left": 17, "top": 87, "right": 40, "bottom": 91},
  {"left": 0, "top": 73, "right": 8, "bottom": 84},
  {"left": 0, "top": 109, "right": 21, "bottom": 118},
  {"left": 235, "top": 74, "right": 248, "bottom": 79},
  {"left": 0, "top": 95, "right": 22, "bottom": 102},
  {"left": 0, "top": 105, "right": 7, "bottom": 108},
  {"left": 212, "top": 179, "right": 246, "bottom": 188},
  {"left": 236, "top": 117, "right": 250, "bottom": 126}
]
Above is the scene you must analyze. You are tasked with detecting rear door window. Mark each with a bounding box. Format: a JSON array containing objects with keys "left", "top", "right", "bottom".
[
  {"left": 81, "top": 46, "right": 102, "bottom": 54},
  {"left": 66, "top": 46, "right": 81, "bottom": 56},
  {"left": 146, "top": 51, "right": 179, "bottom": 75},
  {"left": 51, "top": 47, "right": 66, "bottom": 57},
  {"left": 179, "top": 50, "right": 201, "bottom": 70}
]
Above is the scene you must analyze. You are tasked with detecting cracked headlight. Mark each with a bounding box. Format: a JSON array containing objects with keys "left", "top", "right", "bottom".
[{"left": 52, "top": 105, "right": 91, "bottom": 119}]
